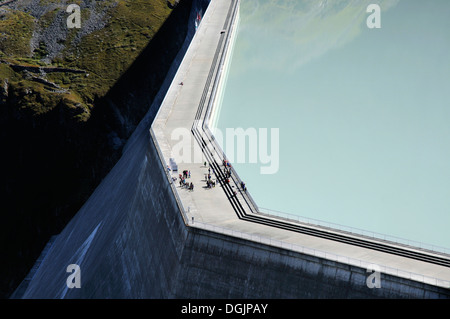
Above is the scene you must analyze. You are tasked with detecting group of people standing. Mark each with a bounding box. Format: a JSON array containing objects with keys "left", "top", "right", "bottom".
[
  {"left": 175, "top": 160, "right": 246, "bottom": 194},
  {"left": 182, "top": 170, "right": 190, "bottom": 179},
  {"left": 223, "top": 167, "right": 232, "bottom": 179},
  {"left": 205, "top": 167, "right": 216, "bottom": 188},
  {"left": 179, "top": 170, "right": 194, "bottom": 191},
  {"left": 222, "top": 159, "right": 246, "bottom": 193}
]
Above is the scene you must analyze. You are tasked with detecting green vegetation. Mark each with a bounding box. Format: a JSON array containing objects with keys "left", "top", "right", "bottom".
[
  {"left": 38, "top": 7, "right": 59, "bottom": 29},
  {"left": 0, "top": 9, "right": 35, "bottom": 56},
  {"left": 0, "top": 62, "right": 16, "bottom": 79},
  {"left": 32, "top": 41, "right": 49, "bottom": 60},
  {"left": 63, "top": 0, "right": 172, "bottom": 101},
  {"left": 9, "top": 80, "right": 62, "bottom": 114},
  {"left": 1, "top": 0, "right": 173, "bottom": 122}
]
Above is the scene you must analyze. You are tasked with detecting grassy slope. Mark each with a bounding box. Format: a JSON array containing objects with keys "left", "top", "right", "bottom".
[
  {"left": 60, "top": 0, "right": 172, "bottom": 113},
  {"left": 0, "top": 9, "right": 34, "bottom": 56},
  {"left": 1, "top": 0, "right": 172, "bottom": 121}
]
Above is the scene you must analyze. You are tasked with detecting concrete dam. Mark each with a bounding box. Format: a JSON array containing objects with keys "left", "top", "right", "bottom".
[{"left": 15, "top": 0, "right": 450, "bottom": 299}]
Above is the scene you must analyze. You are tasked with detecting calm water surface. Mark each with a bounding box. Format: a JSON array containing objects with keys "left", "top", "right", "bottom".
[{"left": 212, "top": 0, "right": 450, "bottom": 250}]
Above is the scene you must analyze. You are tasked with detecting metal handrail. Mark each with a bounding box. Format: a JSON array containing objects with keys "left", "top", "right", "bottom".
[
  {"left": 202, "top": 127, "right": 260, "bottom": 213},
  {"left": 259, "top": 207, "right": 450, "bottom": 256},
  {"left": 194, "top": 0, "right": 259, "bottom": 213}
]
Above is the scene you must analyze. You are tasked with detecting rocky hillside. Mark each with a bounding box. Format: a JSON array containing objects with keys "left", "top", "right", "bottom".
[{"left": 0, "top": 0, "right": 192, "bottom": 298}]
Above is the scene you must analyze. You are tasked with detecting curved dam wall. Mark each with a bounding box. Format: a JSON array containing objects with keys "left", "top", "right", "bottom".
[{"left": 17, "top": 0, "right": 450, "bottom": 299}]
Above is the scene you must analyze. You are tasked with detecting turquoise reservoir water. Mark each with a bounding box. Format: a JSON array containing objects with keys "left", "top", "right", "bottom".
[{"left": 212, "top": 0, "right": 450, "bottom": 250}]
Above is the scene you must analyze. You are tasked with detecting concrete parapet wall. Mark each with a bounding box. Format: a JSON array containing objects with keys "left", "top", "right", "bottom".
[{"left": 176, "top": 228, "right": 449, "bottom": 298}]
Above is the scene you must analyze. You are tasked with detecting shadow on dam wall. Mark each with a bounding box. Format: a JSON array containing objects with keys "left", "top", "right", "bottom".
[
  {"left": 14, "top": 0, "right": 450, "bottom": 299},
  {"left": 2, "top": 0, "right": 204, "bottom": 299}
]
